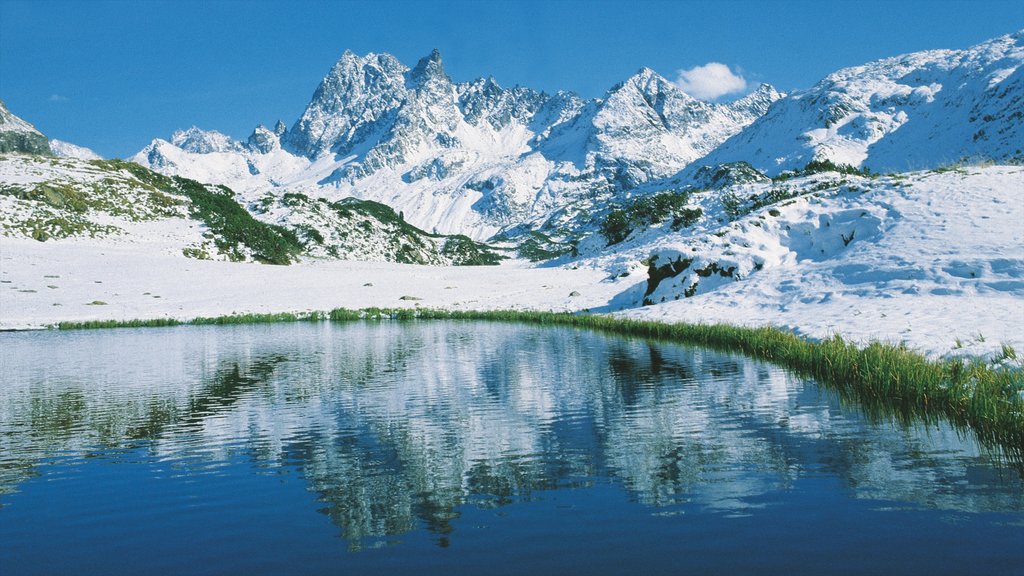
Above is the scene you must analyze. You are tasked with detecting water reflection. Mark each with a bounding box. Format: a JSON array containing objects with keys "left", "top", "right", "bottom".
[{"left": 0, "top": 322, "right": 1021, "bottom": 549}]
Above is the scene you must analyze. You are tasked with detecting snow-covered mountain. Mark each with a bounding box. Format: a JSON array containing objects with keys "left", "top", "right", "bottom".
[
  {"left": 684, "top": 30, "right": 1024, "bottom": 177},
  {"left": 133, "top": 49, "right": 780, "bottom": 240},
  {"left": 3, "top": 101, "right": 101, "bottom": 160}
]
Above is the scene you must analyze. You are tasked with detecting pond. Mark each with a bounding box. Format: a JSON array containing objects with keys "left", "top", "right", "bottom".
[{"left": 1, "top": 322, "right": 1022, "bottom": 575}]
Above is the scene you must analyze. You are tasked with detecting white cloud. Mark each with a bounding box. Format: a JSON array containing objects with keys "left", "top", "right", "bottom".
[
  {"left": 674, "top": 62, "right": 747, "bottom": 100},
  {"left": 48, "top": 94, "right": 69, "bottom": 103}
]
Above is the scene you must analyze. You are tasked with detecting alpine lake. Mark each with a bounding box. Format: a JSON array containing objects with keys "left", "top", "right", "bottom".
[{"left": 1, "top": 321, "right": 1021, "bottom": 575}]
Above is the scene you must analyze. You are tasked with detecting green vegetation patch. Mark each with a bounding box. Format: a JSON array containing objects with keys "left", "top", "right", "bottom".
[
  {"left": 515, "top": 231, "right": 577, "bottom": 262},
  {"left": 2, "top": 211, "right": 121, "bottom": 241},
  {"left": 774, "top": 159, "right": 874, "bottom": 182},
  {"left": 107, "top": 160, "right": 303, "bottom": 264},
  {"left": 327, "top": 197, "right": 504, "bottom": 265},
  {"left": 328, "top": 197, "right": 422, "bottom": 236},
  {"left": 268, "top": 192, "right": 504, "bottom": 265},
  {"left": 0, "top": 181, "right": 90, "bottom": 212},
  {"left": 691, "top": 161, "right": 770, "bottom": 189},
  {"left": 0, "top": 158, "right": 197, "bottom": 241},
  {"left": 601, "top": 191, "right": 702, "bottom": 246},
  {"left": 440, "top": 235, "right": 505, "bottom": 265},
  {"left": 722, "top": 176, "right": 858, "bottom": 220}
]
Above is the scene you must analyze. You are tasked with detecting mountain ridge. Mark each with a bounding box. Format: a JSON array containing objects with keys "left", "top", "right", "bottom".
[
  {"left": 680, "top": 30, "right": 1024, "bottom": 177},
  {"left": 132, "top": 48, "right": 781, "bottom": 240}
]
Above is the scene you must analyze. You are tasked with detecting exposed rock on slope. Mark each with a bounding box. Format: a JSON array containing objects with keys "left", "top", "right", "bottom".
[{"left": 0, "top": 101, "right": 53, "bottom": 156}]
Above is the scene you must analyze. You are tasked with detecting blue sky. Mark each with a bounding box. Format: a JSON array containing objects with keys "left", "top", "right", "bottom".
[{"left": 2, "top": 0, "right": 1022, "bottom": 158}]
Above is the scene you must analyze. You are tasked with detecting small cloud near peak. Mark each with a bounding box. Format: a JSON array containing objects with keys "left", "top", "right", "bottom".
[
  {"left": 48, "top": 94, "right": 69, "bottom": 103},
  {"left": 674, "top": 63, "right": 747, "bottom": 100}
]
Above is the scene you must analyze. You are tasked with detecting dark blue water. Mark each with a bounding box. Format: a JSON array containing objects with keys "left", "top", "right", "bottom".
[{"left": 1, "top": 322, "right": 1021, "bottom": 575}]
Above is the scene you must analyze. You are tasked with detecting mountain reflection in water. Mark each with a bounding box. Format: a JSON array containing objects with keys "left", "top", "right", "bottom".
[{"left": 1, "top": 322, "right": 1021, "bottom": 554}]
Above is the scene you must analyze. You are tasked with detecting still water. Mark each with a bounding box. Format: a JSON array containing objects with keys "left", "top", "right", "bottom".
[{"left": 1, "top": 322, "right": 1021, "bottom": 575}]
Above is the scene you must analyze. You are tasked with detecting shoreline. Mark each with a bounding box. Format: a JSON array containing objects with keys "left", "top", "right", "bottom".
[{"left": 34, "top": 306, "right": 1024, "bottom": 464}]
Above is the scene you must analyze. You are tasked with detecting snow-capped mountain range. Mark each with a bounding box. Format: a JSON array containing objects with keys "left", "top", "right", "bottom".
[
  {"left": 131, "top": 31, "right": 1023, "bottom": 241},
  {"left": 133, "top": 49, "right": 782, "bottom": 240},
  {"left": 2, "top": 31, "right": 1023, "bottom": 359}
]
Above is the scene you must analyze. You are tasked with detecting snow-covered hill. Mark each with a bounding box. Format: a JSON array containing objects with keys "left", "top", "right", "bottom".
[
  {"left": 133, "top": 50, "right": 780, "bottom": 240},
  {"left": 0, "top": 153, "right": 502, "bottom": 266},
  {"left": 684, "top": 31, "right": 1024, "bottom": 177},
  {"left": 50, "top": 139, "right": 102, "bottom": 160}
]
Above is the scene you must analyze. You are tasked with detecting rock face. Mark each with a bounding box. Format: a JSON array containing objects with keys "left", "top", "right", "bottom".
[
  {"left": 0, "top": 101, "right": 53, "bottom": 155},
  {"left": 284, "top": 51, "right": 410, "bottom": 159},
  {"left": 684, "top": 30, "right": 1024, "bottom": 176},
  {"left": 247, "top": 124, "right": 279, "bottom": 154},
  {"left": 132, "top": 49, "right": 781, "bottom": 240}
]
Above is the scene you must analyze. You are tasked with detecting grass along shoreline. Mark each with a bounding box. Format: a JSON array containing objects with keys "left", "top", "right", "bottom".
[{"left": 53, "top": 307, "right": 1023, "bottom": 464}]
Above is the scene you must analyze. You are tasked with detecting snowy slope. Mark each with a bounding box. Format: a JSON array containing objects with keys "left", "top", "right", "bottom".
[
  {"left": 683, "top": 31, "right": 1024, "bottom": 177},
  {"left": 573, "top": 165, "right": 1024, "bottom": 359},
  {"left": 132, "top": 49, "right": 780, "bottom": 240},
  {"left": 50, "top": 139, "right": 102, "bottom": 160},
  {"left": 0, "top": 154, "right": 198, "bottom": 247}
]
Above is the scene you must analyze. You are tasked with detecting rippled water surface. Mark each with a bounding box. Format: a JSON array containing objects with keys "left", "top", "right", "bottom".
[{"left": 1, "top": 322, "right": 1022, "bottom": 575}]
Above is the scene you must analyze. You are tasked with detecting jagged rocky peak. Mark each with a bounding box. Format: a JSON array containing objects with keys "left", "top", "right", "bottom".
[
  {"left": 247, "top": 123, "right": 279, "bottom": 154},
  {"left": 594, "top": 67, "right": 706, "bottom": 135},
  {"left": 535, "top": 66, "right": 785, "bottom": 194},
  {"left": 285, "top": 50, "right": 409, "bottom": 158},
  {"left": 273, "top": 120, "right": 287, "bottom": 136},
  {"left": 624, "top": 66, "right": 685, "bottom": 96},
  {"left": 353, "top": 48, "right": 474, "bottom": 176},
  {"left": 171, "top": 126, "right": 241, "bottom": 154},
  {"left": 407, "top": 48, "right": 451, "bottom": 89},
  {"left": 730, "top": 83, "right": 783, "bottom": 115},
  {"left": 459, "top": 76, "right": 505, "bottom": 119},
  {"left": 459, "top": 76, "right": 548, "bottom": 130},
  {"left": 0, "top": 100, "right": 53, "bottom": 155}
]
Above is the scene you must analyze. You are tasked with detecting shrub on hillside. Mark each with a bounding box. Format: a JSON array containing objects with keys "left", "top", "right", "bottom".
[{"left": 600, "top": 191, "right": 702, "bottom": 246}]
